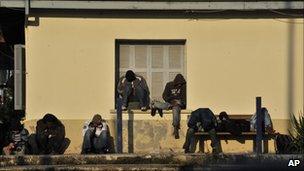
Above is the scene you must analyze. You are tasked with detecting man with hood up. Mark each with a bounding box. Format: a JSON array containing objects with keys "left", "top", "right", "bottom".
[
  {"left": 28, "top": 113, "right": 70, "bottom": 154},
  {"left": 117, "top": 70, "right": 150, "bottom": 111},
  {"left": 151, "top": 74, "right": 186, "bottom": 139}
]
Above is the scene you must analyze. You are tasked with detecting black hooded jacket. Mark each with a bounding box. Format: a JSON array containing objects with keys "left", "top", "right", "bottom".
[
  {"left": 188, "top": 108, "right": 217, "bottom": 132},
  {"left": 36, "top": 114, "right": 65, "bottom": 154},
  {"left": 162, "top": 74, "right": 186, "bottom": 108}
]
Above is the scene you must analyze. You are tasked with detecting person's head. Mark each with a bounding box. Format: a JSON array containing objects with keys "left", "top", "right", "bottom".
[
  {"left": 125, "top": 70, "right": 136, "bottom": 82},
  {"left": 261, "top": 107, "right": 268, "bottom": 114},
  {"left": 219, "top": 111, "right": 229, "bottom": 121},
  {"left": 92, "top": 114, "right": 102, "bottom": 126},
  {"left": 42, "top": 113, "right": 58, "bottom": 126},
  {"left": 9, "top": 117, "right": 23, "bottom": 132},
  {"left": 173, "top": 74, "right": 186, "bottom": 86}
]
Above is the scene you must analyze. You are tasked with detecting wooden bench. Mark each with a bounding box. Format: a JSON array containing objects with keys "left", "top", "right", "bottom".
[{"left": 193, "top": 114, "right": 275, "bottom": 153}]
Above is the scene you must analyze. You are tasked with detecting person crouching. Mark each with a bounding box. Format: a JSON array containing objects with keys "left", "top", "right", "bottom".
[{"left": 81, "top": 114, "right": 110, "bottom": 154}]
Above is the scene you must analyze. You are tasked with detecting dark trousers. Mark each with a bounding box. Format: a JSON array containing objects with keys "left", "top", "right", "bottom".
[
  {"left": 172, "top": 105, "right": 181, "bottom": 129},
  {"left": 28, "top": 134, "right": 70, "bottom": 155},
  {"left": 152, "top": 101, "right": 181, "bottom": 129},
  {"left": 122, "top": 82, "right": 147, "bottom": 107},
  {"left": 183, "top": 128, "right": 222, "bottom": 154},
  {"left": 81, "top": 129, "right": 108, "bottom": 154}
]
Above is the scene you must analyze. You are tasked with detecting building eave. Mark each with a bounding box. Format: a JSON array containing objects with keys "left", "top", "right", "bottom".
[{"left": 0, "top": 0, "right": 303, "bottom": 10}]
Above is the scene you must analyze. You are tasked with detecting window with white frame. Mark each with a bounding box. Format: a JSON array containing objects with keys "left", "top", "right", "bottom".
[{"left": 117, "top": 41, "right": 186, "bottom": 101}]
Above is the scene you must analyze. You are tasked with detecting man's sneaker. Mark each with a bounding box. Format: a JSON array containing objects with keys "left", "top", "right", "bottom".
[
  {"left": 157, "top": 108, "right": 163, "bottom": 117},
  {"left": 122, "top": 106, "right": 127, "bottom": 111},
  {"left": 141, "top": 106, "right": 148, "bottom": 111},
  {"left": 184, "top": 149, "right": 190, "bottom": 153},
  {"left": 173, "top": 127, "right": 180, "bottom": 139},
  {"left": 151, "top": 108, "right": 156, "bottom": 116}
]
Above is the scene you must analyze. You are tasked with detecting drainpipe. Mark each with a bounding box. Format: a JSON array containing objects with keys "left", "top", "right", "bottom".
[{"left": 25, "top": 0, "right": 30, "bottom": 27}]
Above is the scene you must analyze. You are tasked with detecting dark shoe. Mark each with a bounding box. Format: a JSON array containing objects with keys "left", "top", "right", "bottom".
[
  {"left": 151, "top": 108, "right": 156, "bottom": 116},
  {"left": 184, "top": 149, "right": 190, "bottom": 153},
  {"left": 173, "top": 127, "right": 180, "bottom": 139},
  {"left": 141, "top": 106, "right": 148, "bottom": 111},
  {"left": 122, "top": 106, "right": 127, "bottom": 111},
  {"left": 157, "top": 108, "right": 163, "bottom": 117}
]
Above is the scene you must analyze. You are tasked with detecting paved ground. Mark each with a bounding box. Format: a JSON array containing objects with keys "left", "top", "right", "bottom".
[{"left": 0, "top": 153, "right": 303, "bottom": 170}]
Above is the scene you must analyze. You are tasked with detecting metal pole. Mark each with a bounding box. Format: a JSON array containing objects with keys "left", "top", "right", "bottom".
[
  {"left": 255, "top": 97, "right": 262, "bottom": 154},
  {"left": 116, "top": 97, "right": 123, "bottom": 153}
]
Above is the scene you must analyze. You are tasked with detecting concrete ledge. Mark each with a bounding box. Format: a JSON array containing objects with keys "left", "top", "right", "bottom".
[
  {"left": 110, "top": 109, "right": 192, "bottom": 115},
  {"left": 1, "top": 153, "right": 304, "bottom": 168}
]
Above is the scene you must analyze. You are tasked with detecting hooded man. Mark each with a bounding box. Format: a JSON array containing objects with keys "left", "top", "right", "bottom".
[
  {"left": 183, "top": 108, "right": 222, "bottom": 154},
  {"left": 151, "top": 74, "right": 186, "bottom": 139},
  {"left": 28, "top": 113, "right": 70, "bottom": 154},
  {"left": 117, "top": 70, "right": 150, "bottom": 111},
  {"left": 81, "top": 114, "right": 110, "bottom": 154}
]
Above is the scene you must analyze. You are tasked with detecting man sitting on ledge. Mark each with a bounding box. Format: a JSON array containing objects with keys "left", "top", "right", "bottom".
[
  {"left": 151, "top": 74, "right": 186, "bottom": 139},
  {"left": 117, "top": 70, "right": 150, "bottom": 111}
]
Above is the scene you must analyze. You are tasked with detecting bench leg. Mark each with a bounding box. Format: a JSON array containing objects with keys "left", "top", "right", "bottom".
[
  {"left": 199, "top": 137, "right": 205, "bottom": 153},
  {"left": 253, "top": 139, "right": 256, "bottom": 153},
  {"left": 263, "top": 139, "right": 269, "bottom": 153}
]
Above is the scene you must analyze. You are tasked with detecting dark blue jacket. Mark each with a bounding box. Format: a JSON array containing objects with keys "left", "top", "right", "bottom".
[{"left": 188, "top": 108, "right": 217, "bottom": 132}]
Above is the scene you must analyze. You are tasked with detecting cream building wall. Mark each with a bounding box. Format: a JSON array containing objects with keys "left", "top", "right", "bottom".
[{"left": 24, "top": 17, "right": 303, "bottom": 153}]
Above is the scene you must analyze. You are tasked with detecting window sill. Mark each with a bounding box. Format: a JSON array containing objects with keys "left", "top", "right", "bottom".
[{"left": 110, "top": 109, "right": 192, "bottom": 115}]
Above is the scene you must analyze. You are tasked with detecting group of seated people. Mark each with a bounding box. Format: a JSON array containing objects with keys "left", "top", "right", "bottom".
[
  {"left": 1, "top": 113, "right": 113, "bottom": 155},
  {"left": 118, "top": 70, "right": 186, "bottom": 139},
  {"left": 1, "top": 70, "right": 275, "bottom": 155},
  {"left": 183, "top": 107, "right": 275, "bottom": 154},
  {"left": 1, "top": 107, "right": 274, "bottom": 155}
]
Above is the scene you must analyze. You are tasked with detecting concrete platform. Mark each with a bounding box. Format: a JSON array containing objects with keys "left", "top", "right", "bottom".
[{"left": 0, "top": 153, "right": 303, "bottom": 170}]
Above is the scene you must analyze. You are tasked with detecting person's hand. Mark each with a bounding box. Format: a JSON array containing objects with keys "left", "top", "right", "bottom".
[
  {"left": 266, "top": 126, "right": 276, "bottom": 134},
  {"left": 3, "top": 143, "right": 14, "bottom": 155},
  {"left": 171, "top": 99, "right": 181, "bottom": 106}
]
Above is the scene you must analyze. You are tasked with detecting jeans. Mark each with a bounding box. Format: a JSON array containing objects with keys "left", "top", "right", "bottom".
[
  {"left": 183, "top": 127, "right": 222, "bottom": 154},
  {"left": 82, "top": 129, "right": 108, "bottom": 154},
  {"left": 28, "top": 134, "right": 70, "bottom": 155},
  {"left": 152, "top": 100, "right": 181, "bottom": 129},
  {"left": 122, "top": 82, "right": 146, "bottom": 108}
]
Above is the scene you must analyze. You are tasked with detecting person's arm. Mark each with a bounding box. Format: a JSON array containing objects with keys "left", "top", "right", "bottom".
[
  {"left": 162, "top": 83, "right": 171, "bottom": 103},
  {"left": 181, "top": 84, "right": 187, "bottom": 108},
  {"left": 117, "top": 77, "right": 125, "bottom": 95},
  {"left": 139, "top": 76, "right": 150, "bottom": 95},
  {"left": 36, "top": 120, "right": 49, "bottom": 146}
]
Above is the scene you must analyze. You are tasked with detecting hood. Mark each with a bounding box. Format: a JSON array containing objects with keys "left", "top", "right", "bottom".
[
  {"left": 42, "top": 113, "right": 58, "bottom": 124},
  {"left": 173, "top": 74, "right": 186, "bottom": 85},
  {"left": 125, "top": 70, "right": 136, "bottom": 82},
  {"left": 91, "top": 114, "right": 102, "bottom": 126},
  {"left": 10, "top": 117, "right": 23, "bottom": 131}
]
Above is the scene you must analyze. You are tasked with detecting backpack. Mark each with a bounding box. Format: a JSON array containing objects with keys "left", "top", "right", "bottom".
[{"left": 275, "top": 134, "right": 298, "bottom": 154}]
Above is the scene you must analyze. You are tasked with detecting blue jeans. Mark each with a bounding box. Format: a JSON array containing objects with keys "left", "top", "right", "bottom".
[
  {"left": 183, "top": 127, "right": 222, "bottom": 154},
  {"left": 122, "top": 82, "right": 147, "bottom": 108},
  {"left": 152, "top": 100, "right": 181, "bottom": 128},
  {"left": 82, "top": 129, "right": 108, "bottom": 154}
]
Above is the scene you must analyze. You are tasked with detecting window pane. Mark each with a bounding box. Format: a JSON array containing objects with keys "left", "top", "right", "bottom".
[
  {"left": 151, "top": 46, "right": 163, "bottom": 68},
  {"left": 169, "top": 45, "right": 182, "bottom": 69},
  {"left": 119, "top": 45, "right": 130, "bottom": 68},
  {"left": 169, "top": 72, "right": 182, "bottom": 82},
  {"left": 136, "top": 72, "right": 147, "bottom": 81},
  {"left": 152, "top": 72, "right": 163, "bottom": 100},
  {"left": 135, "top": 45, "right": 147, "bottom": 68}
]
